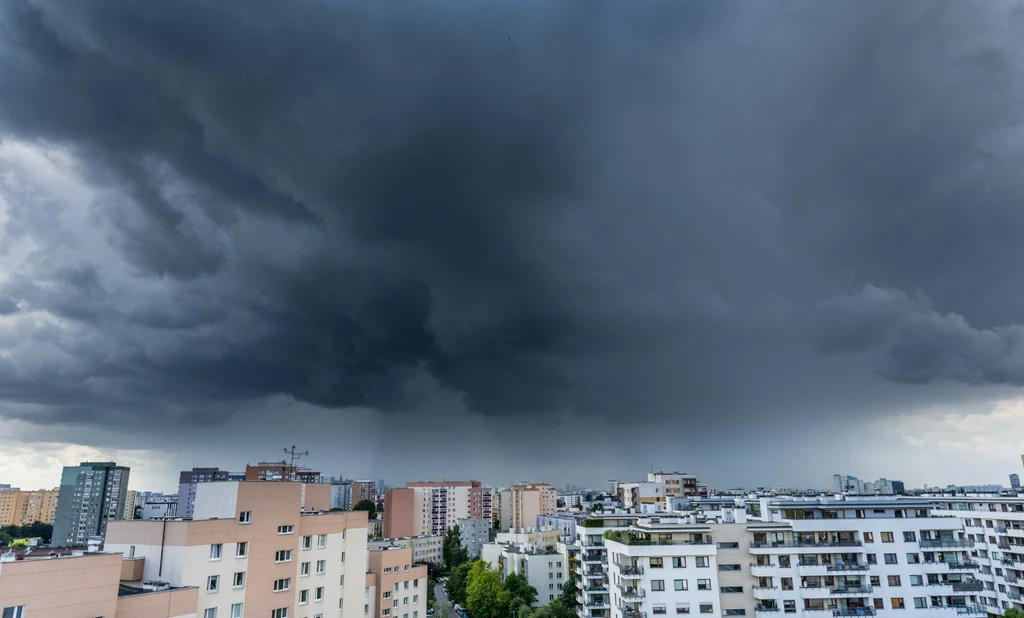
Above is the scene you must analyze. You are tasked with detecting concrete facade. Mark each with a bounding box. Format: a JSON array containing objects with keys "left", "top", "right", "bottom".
[
  {"left": 498, "top": 484, "right": 557, "bottom": 532},
  {"left": 367, "top": 546, "right": 429, "bottom": 618},
  {"left": 0, "top": 488, "right": 59, "bottom": 526},
  {"left": 52, "top": 461, "right": 131, "bottom": 547},
  {"left": 458, "top": 518, "right": 492, "bottom": 559}
]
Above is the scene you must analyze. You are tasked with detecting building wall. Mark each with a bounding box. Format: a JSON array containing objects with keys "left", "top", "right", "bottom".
[
  {"left": 353, "top": 481, "right": 377, "bottom": 505},
  {"left": 384, "top": 488, "right": 416, "bottom": 538},
  {"left": 498, "top": 484, "right": 557, "bottom": 532},
  {"left": 114, "top": 587, "right": 199, "bottom": 618},
  {"left": 368, "top": 547, "right": 429, "bottom": 618},
  {"left": 0, "top": 552, "right": 122, "bottom": 618},
  {"left": 51, "top": 462, "right": 130, "bottom": 547},
  {"left": 458, "top": 518, "right": 491, "bottom": 558},
  {"left": 483, "top": 546, "right": 567, "bottom": 607}
]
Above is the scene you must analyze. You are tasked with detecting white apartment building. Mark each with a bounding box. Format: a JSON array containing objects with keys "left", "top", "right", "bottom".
[
  {"left": 929, "top": 494, "right": 1024, "bottom": 615},
  {"left": 105, "top": 481, "right": 370, "bottom": 618},
  {"left": 369, "top": 535, "right": 443, "bottom": 567},
  {"left": 482, "top": 542, "right": 569, "bottom": 606},
  {"left": 400, "top": 482, "right": 492, "bottom": 537},
  {"left": 495, "top": 528, "right": 563, "bottom": 550},
  {"left": 576, "top": 513, "right": 643, "bottom": 618}
]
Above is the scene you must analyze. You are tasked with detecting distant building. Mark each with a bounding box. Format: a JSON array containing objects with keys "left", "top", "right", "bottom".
[
  {"left": 176, "top": 466, "right": 231, "bottom": 518},
  {"left": 244, "top": 461, "right": 321, "bottom": 482},
  {"left": 0, "top": 487, "right": 59, "bottom": 526},
  {"left": 51, "top": 461, "right": 130, "bottom": 547},
  {"left": 366, "top": 545, "right": 428, "bottom": 618},
  {"left": 137, "top": 494, "right": 178, "bottom": 519},
  {"left": 495, "top": 528, "right": 561, "bottom": 549},
  {"left": 458, "top": 518, "right": 491, "bottom": 558},
  {"left": 537, "top": 513, "right": 585, "bottom": 543},
  {"left": 351, "top": 480, "right": 377, "bottom": 505},
  {"left": 497, "top": 483, "right": 557, "bottom": 532},
  {"left": 369, "top": 534, "right": 443, "bottom": 566},
  {"left": 482, "top": 542, "right": 567, "bottom": 606},
  {"left": 383, "top": 488, "right": 415, "bottom": 538},
  {"left": 384, "top": 481, "right": 493, "bottom": 537},
  {"left": 1012, "top": 474, "right": 1021, "bottom": 491},
  {"left": 331, "top": 480, "right": 354, "bottom": 511}
]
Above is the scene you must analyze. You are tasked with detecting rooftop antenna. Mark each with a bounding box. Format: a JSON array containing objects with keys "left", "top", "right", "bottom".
[{"left": 283, "top": 445, "right": 309, "bottom": 480}]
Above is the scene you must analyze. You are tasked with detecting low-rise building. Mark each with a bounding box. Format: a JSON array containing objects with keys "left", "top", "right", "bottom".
[
  {"left": 482, "top": 542, "right": 568, "bottom": 606},
  {"left": 366, "top": 545, "right": 428, "bottom": 618},
  {"left": 496, "top": 528, "right": 562, "bottom": 551},
  {"left": 0, "top": 545, "right": 198, "bottom": 618},
  {"left": 370, "top": 535, "right": 443, "bottom": 566}
]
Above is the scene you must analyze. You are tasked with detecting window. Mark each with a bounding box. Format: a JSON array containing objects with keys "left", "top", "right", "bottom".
[
  {"left": 867, "top": 554, "right": 877, "bottom": 565},
  {"left": 872, "top": 600, "right": 884, "bottom": 610},
  {"left": 207, "top": 575, "right": 220, "bottom": 592},
  {"left": 300, "top": 589, "right": 310, "bottom": 605},
  {"left": 272, "top": 610, "right": 289, "bottom": 618},
  {"left": 674, "top": 580, "right": 688, "bottom": 591},
  {"left": 903, "top": 532, "right": 916, "bottom": 542},
  {"left": 676, "top": 603, "right": 691, "bottom": 614},
  {"left": 909, "top": 575, "right": 923, "bottom": 587},
  {"left": 783, "top": 601, "right": 796, "bottom": 614},
  {"left": 672, "top": 557, "right": 686, "bottom": 568},
  {"left": 695, "top": 557, "right": 709, "bottom": 568},
  {"left": 651, "top": 580, "right": 666, "bottom": 591},
  {"left": 1, "top": 608, "right": 26, "bottom": 618},
  {"left": 317, "top": 559, "right": 326, "bottom": 574},
  {"left": 651, "top": 557, "right": 664, "bottom": 569},
  {"left": 239, "top": 511, "right": 251, "bottom": 524},
  {"left": 276, "top": 550, "right": 293, "bottom": 563},
  {"left": 723, "top": 611, "right": 746, "bottom": 616},
  {"left": 302, "top": 562, "right": 311, "bottom": 576},
  {"left": 906, "top": 553, "right": 920, "bottom": 564},
  {"left": 384, "top": 611, "right": 391, "bottom": 617},
  {"left": 863, "top": 532, "right": 873, "bottom": 543},
  {"left": 303, "top": 535, "right": 313, "bottom": 549},
  {"left": 233, "top": 571, "right": 246, "bottom": 588},
  {"left": 384, "top": 592, "right": 392, "bottom": 600},
  {"left": 913, "top": 598, "right": 927, "bottom": 609},
  {"left": 884, "top": 554, "right": 898, "bottom": 565},
  {"left": 210, "top": 544, "right": 223, "bottom": 560},
  {"left": 697, "top": 579, "right": 711, "bottom": 591},
  {"left": 404, "top": 598, "right": 409, "bottom": 606},
  {"left": 394, "top": 601, "right": 400, "bottom": 609},
  {"left": 881, "top": 532, "right": 894, "bottom": 543},
  {"left": 405, "top": 582, "right": 410, "bottom": 590},
  {"left": 236, "top": 542, "right": 248, "bottom": 558},
  {"left": 721, "top": 586, "right": 743, "bottom": 594},
  {"left": 278, "top": 525, "right": 295, "bottom": 535},
  {"left": 699, "top": 605, "right": 713, "bottom": 614},
  {"left": 870, "top": 576, "right": 881, "bottom": 587},
  {"left": 717, "top": 542, "right": 740, "bottom": 549},
  {"left": 413, "top": 595, "right": 419, "bottom": 603},
  {"left": 274, "top": 578, "right": 292, "bottom": 592},
  {"left": 719, "top": 564, "right": 741, "bottom": 572},
  {"left": 778, "top": 555, "right": 791, "bottom": 568},
  {"left": 891, "top": 598, "right": 905, "bottom": 610},
  {"left": 231, "top": 603, "right": 243, "bottom": 618},
  {"left": 319, "top": 534, "right": 327, "bottom": 548},
  {"left": 887, "top": 576, "right": 901, "bottom": 586},
  {"left": 205, "top": 610, "right": 217, "bottom": 618},
  {"left": 654, "top": 605, "right": 667, "bottom": 615}
]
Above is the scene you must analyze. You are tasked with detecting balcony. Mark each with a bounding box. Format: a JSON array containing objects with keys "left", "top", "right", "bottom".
[
  {"left": 947, "top": 561, "right": 981, "bottom": 571},
  {"left": 618, "top": 588, "right": 646, "bottom": 601},
  {"left": 751, "top": 563, "right": 777, "bottom": 576},
  {"left": 755, "top": 608, "right": 780, "bottom": 614},
  {"left": 751, "top": 540, "right": 862, "bottom": 550},
  {"left": 832, "top": 610, "right": 875, "bottom": 617},
  {"left": 621, "top": 610, "right": 646, "bottom": 618},
  {"left": 582, "top": 539, "right": 605, "bottom": 548},
  {"left": 619, "top": 565, "right": 644, "bottom": 576},
  {"left": 584, "top": 586, "right": 608, "bottom": 593},
  {"left": 584, "top": 571, "right": 604, "bottom": 579},
  {"left": 952, "top": 582, "right": 985, "bottom": 592},
  {"left": 586, "top": 600, "right": 611, "bottom": 609},
  {"left": 827, "top": 563, "right": 869, "bottom": 573},
  {"left": 955, "top": 607, "right": 988, "bottom": 616},
  {"left": 996, "top": 525, "right": 1009, "bottom": 534},
  {"left": 830, "top": 586, "right": 873, "bottom": 595},
  {"left": 583, "top": 555, "right": 607, "bottom": 564},
  {"left": 920, "top": 539, "right": 975, "bottom": 549}
]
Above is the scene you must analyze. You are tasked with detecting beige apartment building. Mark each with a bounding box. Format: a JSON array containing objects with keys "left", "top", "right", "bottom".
[
  {"left": 367, "top": 545, "right": 428, "bottom": 618},
  {"left": 0, "top": 548, "right": 197, "bottom": 618},
  {"left": 497, "top": 484, "right": 557, "bottom": 532},
  {"left": 384, "top": 481, "right": 493, "bottom": 538},
  {"left": 106, "top": 481, "right": 370, "bottom": 618},
  {"left": 0, "top": 488, "right": 60, "bottom": 526}
]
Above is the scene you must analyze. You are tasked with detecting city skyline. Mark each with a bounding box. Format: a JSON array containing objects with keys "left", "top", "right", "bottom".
[{"left": 3, "top": 2, "right": 1024, "bottom": 492}]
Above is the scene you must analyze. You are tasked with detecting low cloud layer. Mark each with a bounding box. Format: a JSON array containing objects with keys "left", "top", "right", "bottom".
[{"left": 2, "top": 0, "right": 1024, "bottom": 484}]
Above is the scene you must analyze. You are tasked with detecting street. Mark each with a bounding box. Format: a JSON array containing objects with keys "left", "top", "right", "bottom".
[{"left": 434, "top": 582, "right": 461, "bottom": 618}]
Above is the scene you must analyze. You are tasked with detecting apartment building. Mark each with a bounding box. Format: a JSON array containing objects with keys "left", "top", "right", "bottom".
[
  {"left": 245, "top": 462, "right": 322, "bottom": 483},
  {"left": 51, "top": 461, "right": 130, "bottom": 547},
  {"left": 576, "top": 513, "right": 643, "bottom": 618},
  {"left": 619, "top": 474, "right": 706, "bottom": 512},
  {"left": 384, "top": 481, "right": 493, "bottom": 537},
  {"left": 496, "top": 528, "right": 562, "bottom": 550},
  {"left": 929, "top": 494, "right": 1024, "bottom": 615},
  {"left": 352, "top": 481, "right": 377, "bottom": 506},
  {"left": 369, "top": 536, "right": 443, "bottom": 566},
  {"left": 0, "top": 546, "right": 197, "bottom": 618},
  {"left": 539, "top": 513, "right": 589, "bottom": 544},
  {"left": 458, "top": 518, "right": 491, "bottom": 559},
  {"left": 178, "top": 467, "right": 233, "bottom": 519},
  {"left": 482, "top": 542, "right": 568, "bottom": 606},
  {"left": 498, "top": 484, "right": 558, "bottom": 532},
  {"left": 138, "top": 494, "right": 179, "bottom": 519},
  {"left": 105, "top": 481, "right": 370, "bottom": 618},
  {"left": 366, "top": 545, "right": 428, "bottom": 618},
  {"left": 0, "top": 488, "right": 59, "bottom": 526}
]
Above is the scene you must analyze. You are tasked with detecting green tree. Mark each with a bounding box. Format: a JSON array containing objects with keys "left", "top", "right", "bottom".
[
  {"left": 353, "top": 499, "right": 377, "bottom": 513},
  {"left": 447, "top": 561, "right": 474, "bottom": 606},
  {"left": 1004, "top": 610, "right": 1024, "bottom": 618},
  {"left": 559, "top": 573, "right": 579, "bottom": 611},
  {"left": 444, "top": 525, "right": 469, "bottom": 570},
  {"left": 503, "top": 572, "right": 537, "bottom": 609},
  {"left": 8, "top": 539, "right": 29, "bottom": 551},
  {"left": 0, "top": 531, "right": 12, "bottom": 547},
  {"left": 466, "top": 560, "right": 509, "bottom": 618}
]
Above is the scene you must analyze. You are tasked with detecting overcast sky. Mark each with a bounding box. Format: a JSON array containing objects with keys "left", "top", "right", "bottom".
[{"left": 3, "top": 0, "right": 1024, "bottom": 494}]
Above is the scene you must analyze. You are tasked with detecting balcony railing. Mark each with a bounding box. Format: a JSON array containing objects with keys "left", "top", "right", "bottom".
[
  {"left": 996, "top": 525, "right": 1009, "bottom": 533},
  {"left": 584, "top": 586, "right": 608, "bottom": 593},
  {"left": 830, "top": 586, "right": 873, "bottom": 595},
  {"left": 946, "top": 561, "right": 981, "bottom": 570},
  {"left": 827, "top": 563, "right": 869, "bottom": 572},
  {"left": 618, "top": 588, "right": 646, "bottom": 601},
  {"left": 619, "top": 565, "right": 644, "bottom": 576},
  {"left": 920, "top": 539, "right": 975, "bottom": 549},
  {"left": 621, "top": 610, "right": 646, "bottom": 618},
  {"left": 583, "top": 555, "right": 606, "bottom": 563},
  {"left": 832, "top": 610, "right": 875, "bottom": 617},
  {"left": 584, "top": 571, "right": 604, "bottom": 578},
  {"left": 751, "top": 563, "right": 777, "bottom": 569},
  {"left": 952, "top": 582, "right": 984, "bottom": 592},
  {"left": 586, "top": 601, "right": 610, "bottom": 608},
  {"left": 1006, "top": 572, "right": 1019, "bottom": 583},
  {"left": 751, "top": 541, "right": 862, "bottom": 549},
  {"left": 955, "top": 607, "right": 988, "bottom": 616},
  {"left": 755, "top": 608, "right": 780, "bottom": 613}
]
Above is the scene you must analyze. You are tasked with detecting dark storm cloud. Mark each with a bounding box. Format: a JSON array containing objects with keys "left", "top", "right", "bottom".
[{"left": 2, "top": 0, "right": 1024, "bottom": 432}]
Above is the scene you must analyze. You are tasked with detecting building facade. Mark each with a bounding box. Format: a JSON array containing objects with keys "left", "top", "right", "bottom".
[
  {"left": 384, "top": 481, "right": 493, "bottom": 537},
  {"left": 0, "top": 488, "right": 59, "bottom": 527},
  {"left": 244, "top": 461, "right": 322, "bottom": 483},
  {"left": 366, "top": 545, "right": 429, "bottom": 618},
  {"left": 51, "top": 461, "right": 130, "bottom": 547},
  {"left": 352, "top": 481, "right": 377, "bottom": 506},
  {"left": 105, "top": 481, "right": 369, "bottom": 618},
  {"left": 370, "top": 536, "right": 443, "bottom": 566},
  {"left": 482, "top": 543, "right": 568, "bottom": 606},
  {"left": 458, "top": 518, "right": 492, "bottom": 559},
  {"left": 498, "top": 484, "right": 558, "bottom": 532},
  {"left": 177, "top": 467, "right": 232, "bottom": 519}
]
